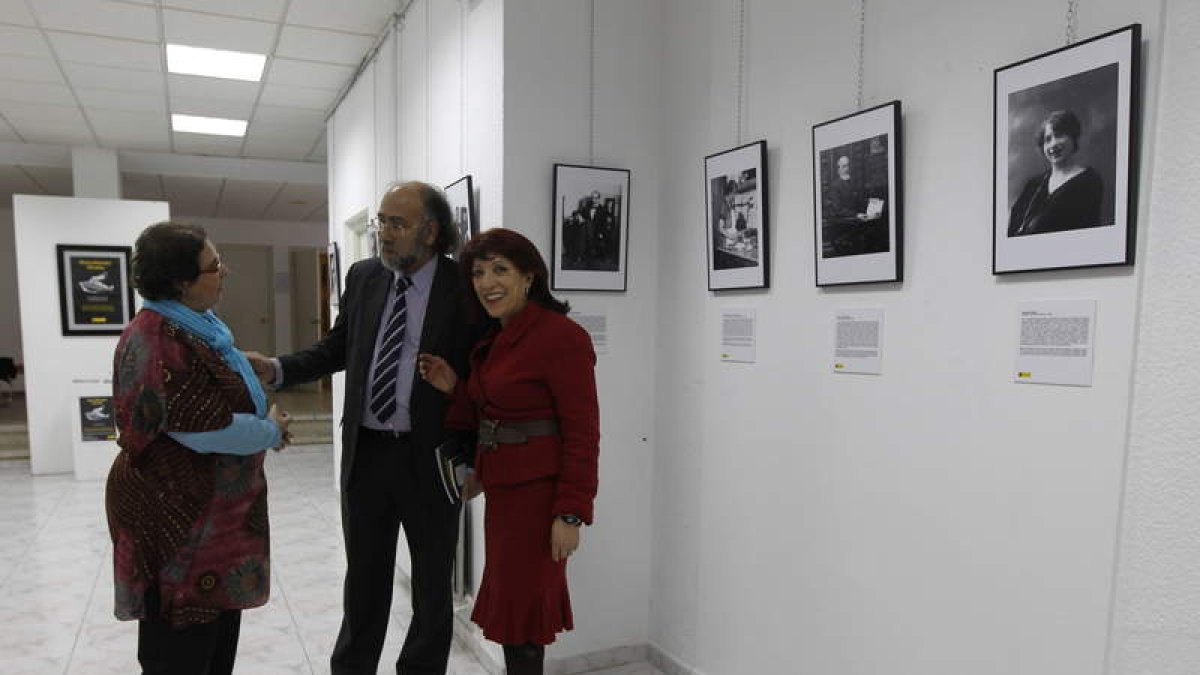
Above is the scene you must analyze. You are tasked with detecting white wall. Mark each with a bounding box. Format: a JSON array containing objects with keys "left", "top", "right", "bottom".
[
  {"left": 503, "top": 0, "right": 658, "bottom": 660},
  {"left": 14, "top": 195, "right": 169, "bottom": 474},
  {"left": 1109, "top": 0, "right": 1200, "bottom": 672},
  {"left": 651, "top": 1, "right": 1161, "bottom": 674}
]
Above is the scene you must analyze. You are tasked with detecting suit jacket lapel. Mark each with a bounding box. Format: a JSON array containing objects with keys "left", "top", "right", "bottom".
[{"left": 360, "top": 262, "right": 392, "bottom": 368}]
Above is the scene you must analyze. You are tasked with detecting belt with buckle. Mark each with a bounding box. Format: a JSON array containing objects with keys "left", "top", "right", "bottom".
[{"left": 478, "top": 418, "right": 559, "bottom": 450}]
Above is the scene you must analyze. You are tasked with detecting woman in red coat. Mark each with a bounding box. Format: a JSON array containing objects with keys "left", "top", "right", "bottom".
[{"left": 419, "top": 228, "right": 599, "bottom": 675}]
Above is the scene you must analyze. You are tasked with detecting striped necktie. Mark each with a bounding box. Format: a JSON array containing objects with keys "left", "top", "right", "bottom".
[{"left": 369, "top": 275, "right": 413, "bottom": 423}]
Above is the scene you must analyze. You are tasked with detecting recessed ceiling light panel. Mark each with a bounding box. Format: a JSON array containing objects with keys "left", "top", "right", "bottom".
[
  {"left": 167, "top": 44, "right": 266, "bottom": 82},
  {"left": 171, "top": 114, "right": 248, "bottom": 137}
]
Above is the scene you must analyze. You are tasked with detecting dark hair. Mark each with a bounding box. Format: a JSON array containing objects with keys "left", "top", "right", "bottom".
[
  {"left": 459, "top": 228, "right": 570, "bottom": 317},
  {"left": 391, "top": 181, "right": 460, "bottom": 255},
  {"left": 132, "top": 222, "right": 208, "bottom": 301},
  {"left": 1036, "top": 109, "right": 1082, "bottom": 149}
]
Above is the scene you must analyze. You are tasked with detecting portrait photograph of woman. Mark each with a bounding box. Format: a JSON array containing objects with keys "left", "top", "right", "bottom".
[{"left": 992, "top": 24, "right": 1140, "bottom": 274}]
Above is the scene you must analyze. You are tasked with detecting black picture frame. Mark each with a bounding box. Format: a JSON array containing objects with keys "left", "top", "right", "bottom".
[
  {"left": 812, "top": 101, "right": 904, "bottom": 286},
  {"left": 327, "top": 241, "right": 342, "bottom": 308},
  {"left": 56, "top": 244, "right": 134, "bottom": 336},
  {"left": 445, "top": 174, "right": 478, "bottom": 256},
  {"left": 993, "top": 24, "right": 1141, "bottom": 274},
  {"left": 551, "top": 163, "right": 631, "bottom": 292},
  {"left": 704, "top": 140, "right": 769, "bottom": 290}
]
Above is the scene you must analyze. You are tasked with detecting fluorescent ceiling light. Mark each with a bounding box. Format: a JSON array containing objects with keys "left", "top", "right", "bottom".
[
  {"left": 166, "top": 44, "right": 266, "bottom": 82},
  {"left": 172, "top": 114, "right": 248, "bottom": 137}
]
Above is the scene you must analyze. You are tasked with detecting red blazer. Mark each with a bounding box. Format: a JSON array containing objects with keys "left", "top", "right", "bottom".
[{"left": 447, "top": 302, "right": 599, "bottom": 523}]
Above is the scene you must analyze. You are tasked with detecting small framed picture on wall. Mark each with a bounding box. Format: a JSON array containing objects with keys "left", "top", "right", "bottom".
[
  {"left": 551, "top": 163, "right": 631, "bottom": 291},
  {"left": 812, "top": 101, "right": 903, "bottom": 286},
  {"left": 705, "top": 140, "right": 769, "bottom": 291},
  {"left": 56, "top": 244, "right": 135, "bottom": 336},
  {"left": 444, "top": 175, "right": 478, "bottom": 255},
  {"left": 993, "top": 24, "right": 1141, "bottom": 274}
]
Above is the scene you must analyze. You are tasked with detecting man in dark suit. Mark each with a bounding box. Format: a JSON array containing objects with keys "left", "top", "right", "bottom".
[{"left": 247, "top": 181, "right": 476, "bottom": 675}]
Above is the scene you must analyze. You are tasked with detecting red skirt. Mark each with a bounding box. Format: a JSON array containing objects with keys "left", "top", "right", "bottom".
[{"left": 471, "top": 476, "right": 573, "bottom": 645}]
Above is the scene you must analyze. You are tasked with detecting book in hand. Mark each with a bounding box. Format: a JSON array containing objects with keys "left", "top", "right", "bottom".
[{"left": 434, "top": 437, "right": 471, "bottom": 504}]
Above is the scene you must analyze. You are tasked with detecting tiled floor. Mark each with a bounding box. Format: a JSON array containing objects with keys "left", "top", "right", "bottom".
[{"left": 0, "top": 446, "right": 661, "bottom": 675}]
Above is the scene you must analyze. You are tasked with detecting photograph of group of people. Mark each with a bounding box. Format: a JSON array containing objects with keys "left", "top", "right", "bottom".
[
  {"left": 561, "top": 189, "right": 622, "bottom": 272},
  {"left": 552, "top": 163, "right": 631, "bottom": 291},
  {"left": 710, "top": 169, "right": 761, "bottom": 269}
]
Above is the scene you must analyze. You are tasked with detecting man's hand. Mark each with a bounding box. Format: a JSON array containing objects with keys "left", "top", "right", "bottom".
[
  {"left": 268, "top": 403, "right": 292, "bottom": 451},
  {"left": 243, "top": 350, "right": 277, "bottom": 386}
]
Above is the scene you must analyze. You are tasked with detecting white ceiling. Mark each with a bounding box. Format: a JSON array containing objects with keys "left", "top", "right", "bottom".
[{"left": 0, "top": 0, "right": 400, "bottom": 221}]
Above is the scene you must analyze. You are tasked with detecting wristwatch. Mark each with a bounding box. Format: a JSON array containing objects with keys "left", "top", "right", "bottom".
[{"left": 557, "top": 514, "right": 582, "bottom": 526}]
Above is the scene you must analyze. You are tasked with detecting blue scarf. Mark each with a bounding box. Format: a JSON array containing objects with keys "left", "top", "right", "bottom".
[{"left": 143, "top": 300, "right": 269, "bottom": 417}]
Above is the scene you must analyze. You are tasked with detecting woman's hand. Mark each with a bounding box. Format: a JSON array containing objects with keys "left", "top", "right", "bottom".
[
  {"left": 418, "top": 353, "right": 457, "bottom": 394},
  {"left": 268, "top": 403, "right": 292, "bottom": 451},
  {"left": 550, "top": 518, "right": 581, "bottom": 562},
  {"left": 463, "top": 472, "right": 482, "bottom": 501}
]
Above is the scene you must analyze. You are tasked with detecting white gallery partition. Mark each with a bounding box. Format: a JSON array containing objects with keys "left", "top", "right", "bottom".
[{"left": 14, "top": 195, "right": 169, "bottom": 475}]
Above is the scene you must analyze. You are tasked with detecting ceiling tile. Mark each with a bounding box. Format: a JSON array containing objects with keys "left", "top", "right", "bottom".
[
  {"left": 48, "top": 32, "right": 162, "bottom": 71},
  {"left": 163, "top": 9, "right": 277, "bottom": 54},
  {"left": 171, "top": 133, "right": 244, "bottom": 158},
  {"left": 266, "top": 58, "right": 353, "bottom": 91},
  {"left": 171, "top": 96, "right": 254, "bottom": 120},
  {"left": 257, "top": 83, "right": 334, "bottom": 110},
  {"left": 29, "top": 0, "right": 160, "bottom": 42},
  {"left": 12, "top": 124, "right": 95, "bottom": 146},
  {"left": 162, "top": 0, "right": 287, "bottom": 22},
  {"left": 0, "top": 55, "right": 64, "bottom": 84},
  {"left": 0, "top": 25, "right": 53, "bottom": 58},
  {"left": 251, "top": 104, "right": 325, "bottom": 126},
  {"left": 307, "top": 132, "right": 327, "bottom": 160},
  {"left": 245, "top": 121, "right": 321, "bottom": 144},
  {"left": 0, "top": 166, "right": 43, "bottom": 197},
  {"left": 0, "top": 0, "right": 36, "bottom": 25},
  {"left": 22, "top": 166, "right": 74, "bottom": 195},
  {"left": 0, "top": 82, "right": 77, "bottom": 106},
  {"left": 76, "top": 87, "right": 167, "bottom": 114},
  {"left": 162, "top": 174, "right": 222, "bottom": 216},
  {"left": 63, "top": 63, "right": 165, "bottom": 93},
  {"left": 306, "top": 203, "right": 327, "bottom": 222},
  {"left": 121, "top": 172, "right": 165, "bottom": 200},
  {"left": 215, "top": 178, "right": 284, "bottom": 218},
  {"left": 285, "top": 0, "right": 394, "bottom": 35},
  {"left": 241, "top": 138, "right": 312, "bottom": 161},
  {"left": 0, "top": 101, "right": 87, "bottom": 125},
  {"left": 89, "top": 109, "right": 170, "bottom": 151},
  {"left": 263, "top": 182, "right": 327, "bottom": 220},
  {"left": 275, "top": 26, "right": 373, "bottom": 66},
  {"left": 0, "top": 117, "right": 20, "bottom": 142},
  {"left": 168, "top": 73, "right": 260, "bottom": 103}
]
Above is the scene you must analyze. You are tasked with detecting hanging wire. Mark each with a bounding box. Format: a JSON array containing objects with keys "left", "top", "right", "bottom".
[
  {"left": 459, "top": 0, "right": 466, "bottom": 174},
  {"left": 1065, "top": 0, "right": 1079, "bottom": 45},
  {"left": 856, "top": 0, "right": 867, "bottom": 110},
  {"left": 736, "top": 0, "right": 746, "bottom": 143},
  {"left": 589, "top": 0, "right": 597, "bottom": 164}
]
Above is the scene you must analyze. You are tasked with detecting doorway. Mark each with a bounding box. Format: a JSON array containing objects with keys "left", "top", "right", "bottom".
[{"left": 216, "top": 244, "right": 275, "bottom": 353}]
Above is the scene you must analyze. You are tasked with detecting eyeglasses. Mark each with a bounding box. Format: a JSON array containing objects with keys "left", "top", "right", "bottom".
[
  {"left": 199, "top": 258, "right": 224, "bottom": 275},
  {"left": 369, "top": 214, "right": 428, "bottom": 234}
]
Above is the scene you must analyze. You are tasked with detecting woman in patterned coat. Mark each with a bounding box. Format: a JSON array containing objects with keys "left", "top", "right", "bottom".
[
  {"left": 419, "top": 228, "right": 600, "bottom": 675},
  {"left": 105, "top": 222, "right": 290, "bottom": 675}
]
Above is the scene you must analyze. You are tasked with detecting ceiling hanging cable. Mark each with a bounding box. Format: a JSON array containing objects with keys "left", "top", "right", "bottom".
[
  {"left": 460, "top": 0, "right": 466, "bottom": 174},
  {"left": 856, "top": 0, "right": 867, "bottom": 110},
  {"left": 589, "top": 0, "right": 597, "bottom": 164},
  {"left": 1065, "top": 0, "right": 1079, "bottom": 45},
  {"left": 735, "top": 0, "right": 746, "bottom": 143}
]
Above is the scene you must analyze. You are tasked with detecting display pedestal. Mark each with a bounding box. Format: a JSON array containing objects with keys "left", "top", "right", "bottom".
[{"left": 70, "top": 378, "right": 118, "bottom": 481}]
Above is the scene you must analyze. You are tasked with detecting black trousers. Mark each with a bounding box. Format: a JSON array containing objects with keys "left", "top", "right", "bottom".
[
  {"left": 137, "top": 591, "right": 242, "bottom": 675},
  {"left": 331, "top": 428, "right": 461, "bottom": 675}
]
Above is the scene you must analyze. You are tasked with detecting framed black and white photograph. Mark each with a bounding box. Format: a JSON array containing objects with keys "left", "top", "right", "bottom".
[
  {"left": 993, "top": 24, "right": 1140, "bottom": 274},
  {"left": 812, "top": 101, "right": 903, "bottom": 286},
  {"left": 445, "top": 175, "right": 478, "bottom": 254},
  {"left": 56, "top": 244, "right": 134, "bottom": 336},
  {"left": 327, "top": 241, "right": 341, "bottom": 308},
  {"left": 78, "top": 395, "right": 116, "bottom": 442},
  {"left": 705, "top": 141, "right": 769, "bottom": 290},
  {"left": 551, "top": 163, "right": 630, "bottom": 291}
]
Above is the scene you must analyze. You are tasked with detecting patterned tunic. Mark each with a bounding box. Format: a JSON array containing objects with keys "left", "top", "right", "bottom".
[{"left": 105, "top": 310, "right": 270, "bottom": 627}]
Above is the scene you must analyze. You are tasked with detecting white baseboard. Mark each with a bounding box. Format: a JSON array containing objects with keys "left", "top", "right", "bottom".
[{"left": 647, "top": 643, "right": 705, "bottom": 675}]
